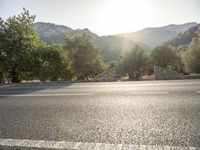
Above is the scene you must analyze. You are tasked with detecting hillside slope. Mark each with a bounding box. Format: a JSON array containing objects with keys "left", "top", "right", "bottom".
[
  {"left": 118, "top": 22, "right": 197, "bottom": 47},
  {"left": 34, "top": 22, "right": 197, "bottom": 62},
  {"left": 34, "top": 22, "right": 135, "bottom": 62},
  {"left": 167, "top": 24, "right": 199, "bottom": 47}
]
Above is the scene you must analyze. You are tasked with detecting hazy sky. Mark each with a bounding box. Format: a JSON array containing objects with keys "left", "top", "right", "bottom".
[{"left": 0, "top": 0, "right": 200, "bottom": 35}]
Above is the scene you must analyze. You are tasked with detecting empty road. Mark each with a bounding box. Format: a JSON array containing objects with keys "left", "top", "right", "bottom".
[{"left": 0, "top": 80, "right": 200, "bottom": 150}]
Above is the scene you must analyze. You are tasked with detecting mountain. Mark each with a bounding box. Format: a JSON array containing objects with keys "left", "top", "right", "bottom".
[
  {"left": 118, "top": 22, "right": 197, "bottom": 48},
  {"left": 167, "top": 24, "right": 199, "bottom": 47},
  {"left": 34, "top": 22, "right": 72, "bottom": 38},
  {"left": 34, "top": 22, "right": 197, "bottom": 63},
  {"left": 34, "top": 22, "right": 99, "bottom": 44},
  {"left": 34, "top": 22, "right": 135, "bottom": 62},
  {"left": 93, "top": 35, "right": 135, "bottom": 62}
]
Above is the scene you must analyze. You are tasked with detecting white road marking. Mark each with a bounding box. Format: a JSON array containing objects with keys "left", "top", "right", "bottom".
[
  {"left": 164, "top": 146, "right": 170, "bottom": 150},
  {"left": 140, "top": 145, "right": 146, "bottom": 150},
  {"left": 0, "top": 93, "right": 93, "bottom": 97},
  {"left": 94, "top": 143, "right": 101, "bottom": 150},
  {"left": 0, "top": 138, "right": 199, "bottom": 150},
  {"left": 126, "top": 91, "right": 169, "bottom": 95},
  {"left": 73, "top": 142, "right": 82, "bottom": 149},
  {"left": 116, "top": 144, "right": 123, "bottom": 150}
]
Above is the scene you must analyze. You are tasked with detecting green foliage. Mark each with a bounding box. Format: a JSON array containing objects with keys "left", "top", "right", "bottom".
[
  {"left": 0, "top": 9, "right": 74, "bottom": 83},
  {"left": 34, "top": 22, "right": 136, "bottom": 63},
  {"left": 117, "top": 45, "right": 146, "bottom": 79},
  {"left": 142, "top": 55, "right": 154, "bottom": 75},
  {"left": 173, "top": 52, "right": 185, "bottom": 73},
  {"left": 0, "top": 64, "right": 4, "bottom": 82},
  {"left": 32, "top": 43, "right": 74, "bottom": 81},
  {"left": 182, "top": 25, "right": 200, "bottom": 73},
  {"left": 64, "top": 33, "right": 105, "bottom": 80},
  {"left": 0, "top": 18, "right": 5, "bottom": 81},
  {"left": 93, "top": 36, "right": 134, "bottom": 63},
  {"left": 150, "top": 44, "right": 177, "bottom": 68},
  {"left": 0, "top": 8, "right": 39, "bottom": 83}
]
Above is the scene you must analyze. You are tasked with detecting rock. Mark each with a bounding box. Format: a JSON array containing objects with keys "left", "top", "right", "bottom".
[
  {"left": 154, "top": 66, "right": 183, "bottom": 80},
  {"left": 94, "top": 67, "right": 122, "bottom": 81},
  {"left": 154, "top": 65, "right": 200, "bottom": 80}
]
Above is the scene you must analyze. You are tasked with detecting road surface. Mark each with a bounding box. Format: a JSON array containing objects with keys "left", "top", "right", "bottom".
[{"left": 0, "top": 80, "right": 200, "bottom": 149}]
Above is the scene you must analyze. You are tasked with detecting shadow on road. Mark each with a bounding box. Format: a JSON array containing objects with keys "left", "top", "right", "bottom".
[
  {"left": 0, "top": 83, "right": 73, "bottom": 99},
  {"left": 0, "top": 146, "right": 71, "bottom": 150}
]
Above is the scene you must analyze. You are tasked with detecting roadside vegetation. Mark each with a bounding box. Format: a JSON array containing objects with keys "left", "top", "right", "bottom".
[
  {"left": 0, "top": 9, "right": 105, "bottom": 83},
  {"left": 0, "top": 9, "right": 199, "bottom": 83}
]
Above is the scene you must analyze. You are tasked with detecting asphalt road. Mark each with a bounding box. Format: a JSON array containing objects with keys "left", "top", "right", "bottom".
[{"left": 0, "top": 80, "right": 200, "bottom": 149}]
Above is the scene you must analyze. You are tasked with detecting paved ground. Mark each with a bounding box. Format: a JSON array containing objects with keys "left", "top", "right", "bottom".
[{"left": 0, "top": 80, "right": 200, "bottom": 149}]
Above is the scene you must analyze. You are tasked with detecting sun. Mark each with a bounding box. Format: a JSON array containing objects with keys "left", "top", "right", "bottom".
[{"left": 94, "top": 0, "right": 158, "bottom": 35}]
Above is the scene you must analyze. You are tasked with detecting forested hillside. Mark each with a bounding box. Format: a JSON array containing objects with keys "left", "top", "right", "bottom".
[
  {"left": 34, "top": 22, "right": 135, "bottom": 62},
  {"left": 34, "top": 22, "right": 197, "bottom": 63},
  {"left": 168, "top": 24, "right": 199, "bottom": 47}
]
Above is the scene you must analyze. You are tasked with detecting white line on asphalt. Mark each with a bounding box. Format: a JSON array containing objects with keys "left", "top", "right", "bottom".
[
  {"left": 94, "top": 143, "right": 101, "bottom": 150},
  {"left": 116, "top": 144, "right": 123, "bottom": 150},
  {"left": 0, "top": 138, "right": 199, "bottom": 150},
  {"left": 140, "top": 145, "right": 146, "bottom": 150},
  {"left": 73, "top": 142, "right": 82, "bottom": 149},
  {"left": 164, "top": 146, "right": 170, "bottom": 150},
  {"left": 0, "top": 93, "right": 93, "bottom": 97},
  {"left": 126, "top": 91, "right": 169, "bottom": 95}
]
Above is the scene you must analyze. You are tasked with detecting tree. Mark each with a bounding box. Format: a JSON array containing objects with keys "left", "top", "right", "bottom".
[
  {"left": 63, "top": 33, "right": 105, "bottom": 80},
  {"left": 150, "top": 44, "right": 177, "bottom": 68},
  {"left": 0, "top": 18, "right": 8, "bottom": 82},
  {"left": 182, "top": 25, "right": 200, "bottom": 73},
  {"left": 31, "top": 43, "right": 74, "bottom": 81},
  {"left": 118, "top": 45, "right": 146, "bottom": 79},
  {"left": 0, "top": 8, "right": 39, "bottom": 83}
]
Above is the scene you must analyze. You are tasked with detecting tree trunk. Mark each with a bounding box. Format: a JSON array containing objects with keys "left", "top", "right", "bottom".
[
  {"left": 128, "top": 73, "right": 133, "bottom": 79},
  {"left": 10, "top": 68, "right": 20, "bottom": 83},
  {"left": 85, "top": 76, "right": 89, "bottom": 80}
]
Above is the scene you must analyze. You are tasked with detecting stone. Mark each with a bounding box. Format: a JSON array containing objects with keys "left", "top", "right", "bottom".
[{"left": 154, "top": 66, "right": 182, "bottom": 80}]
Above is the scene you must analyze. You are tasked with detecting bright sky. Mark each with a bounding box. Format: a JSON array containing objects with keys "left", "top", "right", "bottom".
[{"left": 0, "top": 0, "right": 200, "bottom": 35}]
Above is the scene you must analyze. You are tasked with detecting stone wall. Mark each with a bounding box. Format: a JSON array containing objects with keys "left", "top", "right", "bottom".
[
  {"left": 154, "top": 66, "right": 183, "bottom": 80},
  {"left": 95, "top": 66, "right": 200, "bottom": 81},
  {"left": 94, "top": 67, "right": 122, "bottom": 81},
  {"left": 154, "top": 65, "right": 200, "bottom": 80}
]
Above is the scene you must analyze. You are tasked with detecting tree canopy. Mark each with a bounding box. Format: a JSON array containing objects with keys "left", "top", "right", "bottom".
[
  {"left": 150, "top": 44, "right": 177, "bottom": 68},
  {"left": 117, "top": 45, "right": 146, "bottom": 79},
  {"left": 0, "top": 8, "right": 39, "bottom": 82},
  {"left": 63, "top": 33, "right": 105, "bottom": 80},
  {"left": 31, "top": 43, "right": 74, "bottom": 81},
  {"left": 0, "top": 8, "right": 73, "bottom": 83},
  {"left": 182, "top": 25, "right": 200, "bottom": 73}
]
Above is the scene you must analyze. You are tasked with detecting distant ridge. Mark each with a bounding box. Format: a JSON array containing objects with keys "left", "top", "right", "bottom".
[
  {"left": 34, "top": 22, "right": 197, "bottom": 62},
  {"left": 117, "top": 22, "right": 197, "bottom": 47},
  {"left": 34, "top": 22, "right": 98, "bottom": 44},
  {"left": 33, "top": 22, "right": 135, "bottom": 62},
  {"left": 168, "top": 24, "right": 199, "bottom": 47}
]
